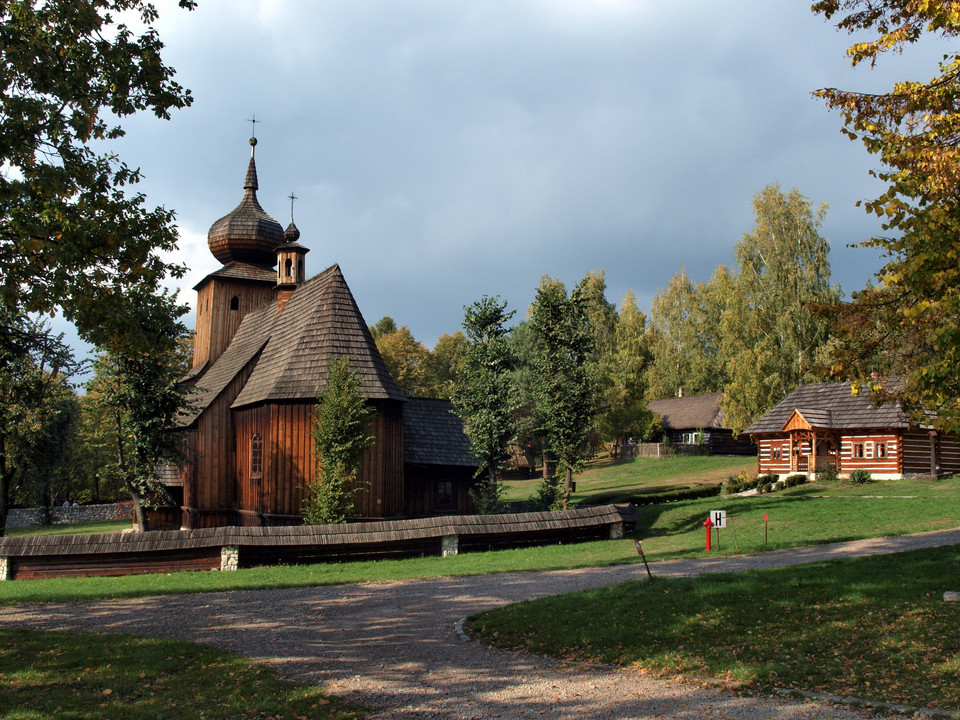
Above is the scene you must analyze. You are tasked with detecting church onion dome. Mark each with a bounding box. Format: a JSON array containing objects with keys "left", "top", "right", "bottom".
[
  {"left": 207, "top": 138, "right": 284, "bottom": 267},
  {"left": 283, "top": 219, "right": 301, "bottom": 243}
]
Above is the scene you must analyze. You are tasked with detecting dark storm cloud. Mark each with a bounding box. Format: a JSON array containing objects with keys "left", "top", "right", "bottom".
[{"left": 102, "top": 0, "right": 951, "bottom": 349}]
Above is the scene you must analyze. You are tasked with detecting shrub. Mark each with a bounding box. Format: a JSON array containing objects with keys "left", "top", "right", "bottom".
[
  {"left": 641, "top": 484, "right": 721, "bottom": 504},
  {"left": 533, "top": 474, "right": 564, "bottom": 510},
  {"left": 723, "top": 475, "right": 743, "bottom": 495},
  {"left": 849, "top": 469, "right": 872, "bottom": 485},
  {"left": 783, "top": 474, "right": 807, "bottom": 488},
  {"left": 817, "top": 465, "right": 840, "bottom": 483}
]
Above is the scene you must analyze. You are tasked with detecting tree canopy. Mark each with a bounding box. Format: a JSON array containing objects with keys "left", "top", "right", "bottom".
[
  {"left": 529, "top": 275, "right": 597, "bottom": 507},
  {"left": 0, "top": 0, "right": 194, "bottom": 347},
  {"left": 813, "top": 1, "right": 960, "bottom": 428},
  {"left": 452, "top": 296, "right": 516, "bottom": 512},
  {"left": 305, "top": 357, "right": 376, "bottom": 525},
  {"left": 721, "top": 185, "right": 840, "bottom": 433}
]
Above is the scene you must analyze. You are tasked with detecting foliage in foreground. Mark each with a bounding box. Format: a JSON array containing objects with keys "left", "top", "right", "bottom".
[
  {"left": 813, "top": 2, "right": 960, "bottom": 432},
  {"left": 304, "top": 358, "right": 375, "bottom": 525},
  {"left": 0, "top": 628, "right": 361, "bottom": 720},
  {"left": 467, "top": 545, "right": 960, "bottom": 711},
  {"left": 453, "top": 295, "right": 517, "bottom": 509}
]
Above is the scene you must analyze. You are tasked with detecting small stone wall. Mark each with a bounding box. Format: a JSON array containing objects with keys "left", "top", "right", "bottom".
[{"left": 5, "top": 502, "right": 133, "bottom": 529}]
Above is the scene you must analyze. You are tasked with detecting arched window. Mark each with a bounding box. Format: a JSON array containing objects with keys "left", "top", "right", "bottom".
[
  {"left": 298, "top": 258, "right": 304, "bottom": 280},
  {"left": 284, "top": 258, "right": 293, "bottom": 278},
  {"left": 230, "top": 296, "right": 239, "bottom": 311},
  {"left": 250, "top": 433, "right": 263, "bottom": 479}
]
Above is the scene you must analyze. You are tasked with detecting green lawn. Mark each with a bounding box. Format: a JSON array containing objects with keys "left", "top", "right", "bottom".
[
  {"left": 0, "top": 628, "right": 362, "bottom": 720},
  {"left": 467, "top": 544, "right": 960, "bottom": 712},
  {"left": 503, "top": 454, "right": 755, "bottom": 504},
  {"left": 6, "top": 519, "right": 131, "bottom": 538},
  {"left": 2, "top": 473, "right": 958, "bottom": 604},
  {"left": 2, "top": 460, "right": 959, "bottom": 715}
]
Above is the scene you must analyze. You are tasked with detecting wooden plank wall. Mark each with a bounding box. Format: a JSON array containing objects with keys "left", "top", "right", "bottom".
[
  {"left": 901, "top": 431, "right": 935, "bottom": 475},
  {"left": 940, "top": 434, "right": 960, "bottom": 474},
  {"left": 182, "top": 356, "right": 262, "bottom": 528},
  {"left": 355, "top": 400, "right": 405, "bottom": 518},
  {"left": 404, "top": 465, "right": 475, "bottom": 516},
  {"left": 901, "top": 430, "right": 960, "bottom": 476},
  {"left": 193, "top": 277, "right": 274, "bottom": 368},
  {"left": 709, "top": 430, "right": 757, "bottom": 456},
  {"left": 756, "top": 437, "right": 791, "bottom": 475},
  {"left": 232, "top": 399, "right": 405, "bottom": 523},
  {"left": 234, "top": 403, "right": 314, "bottom": 520},
  {"left": 839, "top": 432, "right": 901, "bottom": 475},
  {"left": 11, "top": 548, "right": 221, "bottom": 580}
]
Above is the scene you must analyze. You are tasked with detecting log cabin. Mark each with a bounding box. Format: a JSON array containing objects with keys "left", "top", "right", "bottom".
[
  {"left": 150, "top": 139, "right": 477, "bottom": 529},
  {"left": 646, "top": 392, "right": 755, "bottom": 455},
  {"left": 743, "top": 381, "right": 960, "bottom": 479}
]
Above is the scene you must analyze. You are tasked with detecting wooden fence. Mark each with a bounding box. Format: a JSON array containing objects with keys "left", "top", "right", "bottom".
[{"left": 0, "top": 505, "right": 634, "bottom": 581}]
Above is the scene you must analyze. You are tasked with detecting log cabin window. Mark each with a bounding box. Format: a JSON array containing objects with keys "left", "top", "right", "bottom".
[
  {"left": 230, "top": 296, "right": 239, "bottom": 311},
  {"left": 877, "top": 442, "right": 887, "bottom": 458},
  {"left": 250, "top": 433, "right": 263, "bottom": 479},
  {"left": 772, "top": 446, "right": 782, "bottom": 461},
  {"left": 854, "top": 443, "right": 865, "bottom": 458},
  {"left": 437, "top": 481, "right": 454, "bottom": 510}
]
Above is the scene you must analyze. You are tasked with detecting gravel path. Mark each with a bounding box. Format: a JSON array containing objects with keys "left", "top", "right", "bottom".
[{"left": 2, "top": 528, "right": 959, "bottom": 719}]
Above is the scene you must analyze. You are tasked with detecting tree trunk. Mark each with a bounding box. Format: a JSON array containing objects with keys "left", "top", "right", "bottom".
[
  {"left": 562, "top": 463, "right": 573, "bottom": 509},
  {"left": 113, "top": 407, "right": 148, "bottom": 532}
]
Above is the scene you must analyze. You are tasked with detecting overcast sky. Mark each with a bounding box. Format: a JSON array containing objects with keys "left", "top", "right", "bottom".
[{"left": 73, "top": 0, "right": 950, "bottom": 355}]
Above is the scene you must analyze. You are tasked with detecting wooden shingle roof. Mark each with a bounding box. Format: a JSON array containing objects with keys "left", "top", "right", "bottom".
[
  {"left": 647, "top": 392, "right": 725, "bottom": 430},
  {"left": 232, "top": 263, "right": 405, "bottom": 407},
  {"left": 207, "top": 155, "right": 284, "bottom": 267},
  {"left": 403, "top": 398, "right": 477, "bottom": 468},
  {"left": 744, "top": 381, "right": 908, "bottom": 435},
  {"left": 176, "top": 303, "right": 274, "bottom": 427},
  {"left": 193, "top": 261, "right": 276, "bottom": 290}
]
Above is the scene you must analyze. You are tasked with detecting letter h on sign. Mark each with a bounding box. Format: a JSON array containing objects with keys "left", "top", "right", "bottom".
[{"left": 710, "top": 510, "right": 726, "bottom": 529}]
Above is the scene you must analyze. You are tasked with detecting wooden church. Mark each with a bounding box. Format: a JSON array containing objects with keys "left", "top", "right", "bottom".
[{"left": 150, "top": 139, "right": 477, "bottom": 529}]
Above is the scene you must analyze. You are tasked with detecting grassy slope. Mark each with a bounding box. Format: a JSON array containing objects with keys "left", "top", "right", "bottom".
[
  {"left": 3, "top": 459, "right": 959, "bottom": 713},
  {"left": 6, "top": 519, "right": 131, "bottom": 537},
  {"left": 468, "top": 545, "right": 960, "bottom": 711},
  {"left": 502, "top": 454, "right": 755, "bottom": 503},
  {"left": 2, "top": 469, "right": 958, "bottom": 604},
  {"left": 0, "top": 628, "right": 361, "bottom": 720}
]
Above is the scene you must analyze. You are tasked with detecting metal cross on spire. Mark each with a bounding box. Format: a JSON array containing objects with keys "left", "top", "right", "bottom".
[
  {"left": 288, "top": 192, "right": 298, "bottom": 221},
  {"left": 247, "top": 114, "right": 260, "bottom": 156}
]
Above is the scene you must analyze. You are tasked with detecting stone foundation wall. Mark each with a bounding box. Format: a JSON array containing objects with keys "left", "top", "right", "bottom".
[{"left": 5, "top": 502, "right": 133, "bottom": 529}]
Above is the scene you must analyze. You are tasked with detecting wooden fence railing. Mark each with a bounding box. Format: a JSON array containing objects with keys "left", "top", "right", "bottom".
[{"left": 0, "top": 505, "right": 635, "bottom": 581}]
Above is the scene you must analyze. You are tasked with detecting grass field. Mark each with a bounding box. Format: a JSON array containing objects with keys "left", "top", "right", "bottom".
[
  {"left": 467, "top": 544, "right": 960, "bottom": 712},
  {"left": 2, "top": 457, "right": 959, "bottom": 715},
  {"left": 502, "top": 454, "right": 755, "bottom": 504},
  {"left": 2, "top": 467, "right": 958, "bottom": 604},
  {"left": 0, "top": 628, "right": 361, "bottom": 720},
  {"left": 6, "top": 519, "right": 131, "bottom": 538}
]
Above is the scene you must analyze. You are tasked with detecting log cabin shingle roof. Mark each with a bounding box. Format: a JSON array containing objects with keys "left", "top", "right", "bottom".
[
  {"left": 744, "top": 381, "right": 908, "bottom": 435},
  {"left": 403, "top": 398, "right": 477, "bottom": 468},
  {"left": 179, "top": 263, "right": 404, "bottom": 427},
  {"left": 193, "top": 261, "right": 276, "bottom": 290},
  {"left": 232, "top": 263, "right": 404, "bottom": 407},
  {"left": 647, "top": 392, "right": 726, "bottom": 430},
  {"left": 177, "top": 302, "right": 274, "bottom": 426}
]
